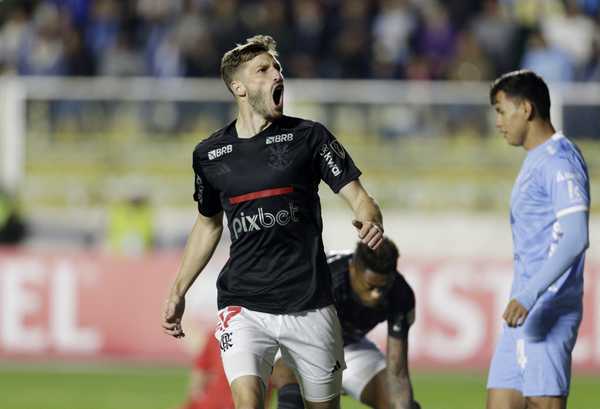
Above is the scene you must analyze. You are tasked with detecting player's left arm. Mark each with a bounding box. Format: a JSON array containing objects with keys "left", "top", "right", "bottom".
[
  {"left": 338, "top": 179, "right": 384, "bottom": 250},
  {"left": 505, "top": 211, "right": 589, "bottom": 326},
  {"left": 387, "top": 330, "right": 415, "bottom": 409},
  {"left": 505, "top": 155, "right": 590, "bottom": 327}
]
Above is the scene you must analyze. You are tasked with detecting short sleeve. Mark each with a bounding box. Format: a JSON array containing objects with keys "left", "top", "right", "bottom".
[
  {"left": 310, "top": 122, "right": 362, "bottom": 193},
  {"left": 387, "top": 277, "right": 416, "bottom": 339},
  {"left": 193, "top": 149, "right": 222, "bottom": 216},
  {"left": 544, "top": 156, "right": 589, "bottom": 219}
]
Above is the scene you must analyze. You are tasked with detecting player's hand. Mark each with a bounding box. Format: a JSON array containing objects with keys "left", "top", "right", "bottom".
[
  {"left": 162, "top": 294, "right": 186, "bottom": 338},
  {"left": 503, "top": 298, "right": 528, "bottom": 327},
  {"left": 352, "top": 219, "right": 384, "bottom": 250}
]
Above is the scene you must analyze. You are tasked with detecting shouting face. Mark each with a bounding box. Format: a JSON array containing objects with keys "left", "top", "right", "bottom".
[{"left": 235, "top": 52, "right": 284, "bottom": 120}]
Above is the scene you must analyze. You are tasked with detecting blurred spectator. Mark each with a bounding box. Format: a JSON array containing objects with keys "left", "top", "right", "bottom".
[
  {"left": 416, "top": 1, "right": 456, "bottom": 79},
  {"left": 327, "top": 0, "right": 375, "bottom": 78},
  {"left": 106, "top": 193, "right": 154, "bottom": 255},
  {"left": 447, "top": 30, "right": 494, "bottom": 81},
  {"left": 507, "top": 0, "right": 564, "bottom": 28},
  {"left": 100, "top": 30, "right": 144, "bottom": 76},
  {"left": 521, "top": 29, "right": 575, "bottom": 82},
  {"left": 471, "top": 0, "right": 520, "bottom": 75},
  {"left": 0, "top": 6, "right": 29, "bottom": 74},
  {"left": 541, "top": 0, "right": 597, "bottom": 75},
  {"left": 85, "top": 0, "right": 120, "bottom": 61},
  {"left": 0, "top": 188, "right": 27, "bottom": 244},
  {"left": 372, "top": 0, "right": 418, "bottom": 78},
  {"left": 63, "top": 22, "right": 95, "bottom": 76},
  {"left": 18, "top": 3, "right": 65, "bottom": 75}
]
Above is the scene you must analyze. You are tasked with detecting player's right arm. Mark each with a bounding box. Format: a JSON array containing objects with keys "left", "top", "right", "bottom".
[
  {"left": 163, "top": 142, "right": 224, "bottom": 338},
  {"left": 162, "top": 211, "right": 223, "bottom": 338},
  {"left": 387, "top": 335, "right": 415, "bottom": 409}
]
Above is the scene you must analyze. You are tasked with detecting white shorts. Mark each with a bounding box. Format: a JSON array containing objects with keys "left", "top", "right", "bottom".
[
  {"left": 214, "top": 305, "right": 346, "bottom": 402},
  {"left": 342, "top": 337, "right": 387, "bottom": 400}
]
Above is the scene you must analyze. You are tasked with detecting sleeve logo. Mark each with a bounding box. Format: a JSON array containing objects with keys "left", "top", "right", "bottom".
[
  {"left": 329, "top": 140, "right": 346, "bottom": 159},
  {"left": 319, "top": 144, "right": 342, "bottom": 177}
]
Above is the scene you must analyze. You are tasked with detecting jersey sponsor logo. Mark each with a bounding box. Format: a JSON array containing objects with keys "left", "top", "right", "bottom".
[
  {"left": 318, "top": 144, "right": 342, "bottom": 177},
  {"left": 230, "top": 202, "right": 300, "bottom": 240},
  {"left": 556, "top": 170, "right": 577, "bottom": 183},
  {"left": 208, "top": 144, "right": 233, "bottom": 160},
  {"left": 266, "top": 133, "right": 294, "bottom": 144},
  {"left": 329, "top": 140, "right": 346, "bottom": 159}
]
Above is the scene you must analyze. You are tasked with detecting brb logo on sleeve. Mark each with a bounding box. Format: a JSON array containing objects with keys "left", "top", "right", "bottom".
[{"left": 231, "top": 202, "right": 300, "bottom": 240}]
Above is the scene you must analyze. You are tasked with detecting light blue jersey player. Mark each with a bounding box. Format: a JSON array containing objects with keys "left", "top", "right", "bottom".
[{"left": 486, "top": 70, "right": 590, "bottom": 409}]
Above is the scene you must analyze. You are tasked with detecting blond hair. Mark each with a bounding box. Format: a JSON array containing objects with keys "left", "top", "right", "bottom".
[{"left": 220, "top": 35, "right": 279, "bottom": 93}]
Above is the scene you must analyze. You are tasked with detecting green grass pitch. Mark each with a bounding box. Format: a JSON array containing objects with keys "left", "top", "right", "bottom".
[{"left": 0, "top": 365, "right": 597, "bottom": 409}]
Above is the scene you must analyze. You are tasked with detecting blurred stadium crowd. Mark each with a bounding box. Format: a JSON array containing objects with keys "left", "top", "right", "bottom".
[{"left": 1, "top": 0, "right": 600, "bottom": 82}]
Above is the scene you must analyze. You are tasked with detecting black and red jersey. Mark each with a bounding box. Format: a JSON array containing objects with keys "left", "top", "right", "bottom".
[
  {"left": 327, "top": 252, "right": 416, "bottom": 345},
  {"left": 193, "top": 115, "right": 361, "bottom": 313}
]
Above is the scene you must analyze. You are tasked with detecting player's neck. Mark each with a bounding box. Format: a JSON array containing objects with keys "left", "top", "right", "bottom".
[
  {"left": 523, "top": 121, "right": 555, "bottom": 151},
  {"left": 235, "top": 107, "right": 273, "bottom": 139}
]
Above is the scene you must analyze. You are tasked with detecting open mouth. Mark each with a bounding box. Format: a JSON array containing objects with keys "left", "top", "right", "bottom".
[{"left": 272, "top": 84, "right": 284, "bottom": 106}]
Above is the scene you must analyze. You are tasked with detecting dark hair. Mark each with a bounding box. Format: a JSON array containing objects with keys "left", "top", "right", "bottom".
[
  {"left": 489, "top": 69, "right": 551, "bottom": 120},
  {"left": 220, "top": 35, "right": 279, "bottom": 93},
  {"left": 353, "top": 236, "right": 399, "bottom": 275}
]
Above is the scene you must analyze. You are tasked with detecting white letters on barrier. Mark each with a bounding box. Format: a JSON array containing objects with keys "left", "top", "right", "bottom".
[
  {"left": 1, "top": 261, "right": 45, "bottom": 351},
  {"left": 50, "top": 261, "right": 101, "bottom": 353},
  {"left": 0, "top": 258, "right": 100, "bottom": 354}
]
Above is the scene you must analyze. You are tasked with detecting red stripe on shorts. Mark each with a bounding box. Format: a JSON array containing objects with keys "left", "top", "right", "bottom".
[{"left": 228, "top": 186, "right": 294, "bottom": 204}]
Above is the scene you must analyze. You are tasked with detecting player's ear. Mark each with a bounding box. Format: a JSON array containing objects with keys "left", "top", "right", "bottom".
[
  {"left": 231, "top": 79, "right": 246, "bottom": 98},
  {"left": 523, "top": 99, "right": 535, "bottom": 121}
]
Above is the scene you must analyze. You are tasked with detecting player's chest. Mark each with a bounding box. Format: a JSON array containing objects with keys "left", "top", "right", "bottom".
[
  {"left": 510, "top": 168, "right": 551, "bottom": 223},
  {"left": 203, "top": 138, "right": 312, "bottom": 193}
]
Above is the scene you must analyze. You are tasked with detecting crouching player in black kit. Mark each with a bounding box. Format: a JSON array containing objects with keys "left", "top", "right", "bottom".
[
  {"left": 272, "top": 237, "right": 420, "bottom": 409},
  {"left": 162, "top": 34, "right": 385, "bottom": 409}
]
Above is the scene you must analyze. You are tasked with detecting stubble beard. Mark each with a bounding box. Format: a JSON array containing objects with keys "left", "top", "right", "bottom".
[{"left": 248, "top": 89, "right": 274, "bottom": 120}]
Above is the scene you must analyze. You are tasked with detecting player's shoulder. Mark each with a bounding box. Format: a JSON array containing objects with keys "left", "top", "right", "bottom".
[
  {"left": 277, "top": 115, "right": 316, "bottom": 132},
  {"left": 280, "top": 115, "right": 334, "bottom": 137},
  {"left": 193, "top": 123, "right": 234, "bottom": 156},
  {"left": 541, "top": 134, "right": 587, "bottom": 174},
  {"left": 390, "top": 272, "right": 416, "bottom": 309}
]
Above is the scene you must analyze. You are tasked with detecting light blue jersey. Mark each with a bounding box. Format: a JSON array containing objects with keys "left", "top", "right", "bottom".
[
  {"left": 488, "top": 132, "right": 590, "bottom": 396},
  {"left": 510, "top": 132, "right": 589, "bottom": 307}
]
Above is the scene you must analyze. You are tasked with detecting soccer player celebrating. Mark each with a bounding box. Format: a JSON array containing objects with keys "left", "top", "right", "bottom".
[
  {"left": 162, "top": 35, "right": 384, "bottom": 409},
  {"left": 272, "top": 237, "right": 420, "bottom": 409},
  {"left": 487, "top": 70, "right": 590, "bottom": 409}
]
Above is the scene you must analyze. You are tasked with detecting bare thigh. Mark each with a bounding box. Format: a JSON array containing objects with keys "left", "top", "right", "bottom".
[
  {"left": 360, "top": 368, "right": 389, "bottom": 409},
  {"left": 487, "top": 388, "right": 526, "bottom": 409},
  {"left": 230, "top": 375, "right": 265, "bottom": 409},
  {"left": 526, "top": 396, "right": 566, "bottom": 409}
]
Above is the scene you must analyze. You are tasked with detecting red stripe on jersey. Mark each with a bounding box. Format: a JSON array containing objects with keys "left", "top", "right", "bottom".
[{"left": 229, "top": 186, "right": 294, "bottom": 204}]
